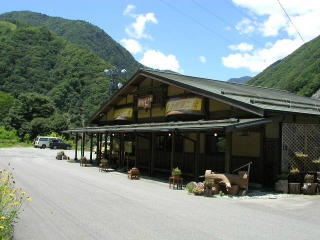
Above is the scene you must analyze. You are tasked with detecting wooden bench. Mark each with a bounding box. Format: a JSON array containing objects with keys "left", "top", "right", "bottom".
[{"left": 128, "top": 168, "right": 140, "bottom": 179}]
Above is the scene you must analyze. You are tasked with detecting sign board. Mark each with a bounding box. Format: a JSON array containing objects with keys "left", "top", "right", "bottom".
[
  {"left": 138, "top": 95, "right": 153, "bottom": 109},
  {"left": 165, "top": 97, "right": 203, "bottom": 116},
  {"left": 113, "top": 108, "right": 133, "bottom": 120}
]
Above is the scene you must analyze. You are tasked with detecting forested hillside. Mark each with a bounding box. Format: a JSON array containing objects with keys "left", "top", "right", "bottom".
[
  {"left": 248, "top": 35, "right": 320, "bottom": 97},
  {"left": 0, "top": 20, "right": 114, "bottom": 138},
  {"left": 0, "top": 11, "right": 142, "bottom": 77}
]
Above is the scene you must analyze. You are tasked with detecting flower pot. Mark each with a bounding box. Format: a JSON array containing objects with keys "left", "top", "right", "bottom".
[
  {"left": 204, "top": 187, "right": 213, "bottom": 197},
  {"left": 304, "top": 174, "right": 314, "bottom": 183},
  {"left": 275, "top": 180, "right": 288, "bottom": 193},
  {"left": 212, "top": 183, "right": 220, "bottom": 195},
  {"left": 289, "top": 183, "right": 301, "bottom": 194},
  {"left": 229, "top": 185, "right": 240, "bottom": 196},
  {"left": 172, "top": 174, "right": 181, "bottom": 180},
  {"left": 302, "top": 183, "right": 318, "bottom": 195}
]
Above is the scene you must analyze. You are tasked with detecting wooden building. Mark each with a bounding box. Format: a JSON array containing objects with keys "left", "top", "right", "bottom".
[{"left": 66, "top": 69, "right": 320, "bottom": 186}]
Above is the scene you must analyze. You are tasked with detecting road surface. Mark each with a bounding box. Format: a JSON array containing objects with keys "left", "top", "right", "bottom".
[{"left": 0, "top": 148, "right": 319, "bottom": 240}]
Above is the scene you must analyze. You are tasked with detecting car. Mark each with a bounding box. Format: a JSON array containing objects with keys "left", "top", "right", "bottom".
[
  {"left": 34, "top": 136, "right": 60, "bottom": 149},
  {"left": 49, "top": 139, "right": 72, "bottom": 150}
]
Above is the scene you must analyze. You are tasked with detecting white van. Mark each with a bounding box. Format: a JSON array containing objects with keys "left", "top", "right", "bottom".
[{"left": 33, "top": 136, "right": 60, "bottom": 149}]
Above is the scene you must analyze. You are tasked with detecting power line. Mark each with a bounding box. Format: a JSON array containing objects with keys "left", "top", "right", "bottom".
[
  {"left": 159, "top": 0, "right": 234, "bottom": 44},
  {"left": 276, "top": 0, "right": 305, "bottom": 43}
]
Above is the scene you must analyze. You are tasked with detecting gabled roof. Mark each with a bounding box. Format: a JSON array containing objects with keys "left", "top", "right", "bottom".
[
  {"left": 89, "top": 69, "right": 320, "bottom": 124},
  {"left": 142, "top": 69, "right": 320, "bottom": 116}
]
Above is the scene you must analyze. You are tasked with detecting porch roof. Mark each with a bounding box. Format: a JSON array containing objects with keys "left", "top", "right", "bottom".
[{"left": 63, "top": 118, "right": 273, "bottom": 134}]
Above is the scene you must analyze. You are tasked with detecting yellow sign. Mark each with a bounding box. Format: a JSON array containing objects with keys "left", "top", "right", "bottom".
[
  {"left": 165, "top": 97, "right": 203, "bottom": 115},
  {"left": 113, "top": 108, "right": 133, "bottom": 120}
]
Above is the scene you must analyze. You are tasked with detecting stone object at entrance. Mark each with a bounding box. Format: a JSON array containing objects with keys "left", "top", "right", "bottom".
[{"left": 275, "top": 180, "right": 288, "bottom": 193}]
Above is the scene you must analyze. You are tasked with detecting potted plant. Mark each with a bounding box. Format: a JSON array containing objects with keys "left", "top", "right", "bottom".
[
  {"left": 275, "top": 173, "right": 288, "bottom": 193},
  {"left": 192, "top": 184, "right": 204, "bottom": 196},
  {"left": 185, "top": 182, "right": 197, "bottom": 194},
  {"left": 203, "top": 179, "right": 214, "bottom": 197},
  {"left": 56, "top": 151, "right": 65, "bottom": 160},
  {"left": 288, "top": 167, "right": 301, "bottom": 194},
  {"left": 302, "top": 174, "right": 317, "bottom": 195},
  {"left": 171, "top": 167, "right": 181, "bottom": 179}
]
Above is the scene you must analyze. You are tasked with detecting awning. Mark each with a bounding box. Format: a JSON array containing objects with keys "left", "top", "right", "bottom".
[{"left": 63, "top": 118, "right": 276, "bottom": 134}]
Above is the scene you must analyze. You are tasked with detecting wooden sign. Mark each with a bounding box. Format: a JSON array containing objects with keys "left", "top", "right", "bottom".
[
  {"left": 113, "top": 107, "right": 133, "bottom": 120},
  {"left": 138, "top": 95, "right": 153, "bottom": 109},
  {"left": 165, "top": 97, "right": 203, "bottom": 116}
]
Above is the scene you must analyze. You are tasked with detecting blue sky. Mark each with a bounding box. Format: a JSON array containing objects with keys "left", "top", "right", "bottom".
[{"left": 1, "top": 0, "right": 320, "bottom": 81}]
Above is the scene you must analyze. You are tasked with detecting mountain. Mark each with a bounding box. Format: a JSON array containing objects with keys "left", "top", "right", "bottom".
[
  {"left": 248, "top": 35, "right": 320, "bottom": 97},
  {"left": 227, "top": 76, "right": 252, "bottom": 84},
  {"left": 0, "top": 20, "right": 114, "bottom": 126},
  {"left": 0, "top": 11, "right": 142, "bottom": 77}
]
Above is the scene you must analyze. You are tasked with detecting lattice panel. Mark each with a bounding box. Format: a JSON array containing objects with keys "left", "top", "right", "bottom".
[{"left": 282, "top": 123, "right": 320, "bottom": 172}]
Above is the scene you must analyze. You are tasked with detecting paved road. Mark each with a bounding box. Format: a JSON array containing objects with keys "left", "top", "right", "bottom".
[{"left": 0, "top": 148, "right": 319, "bottom": 240}]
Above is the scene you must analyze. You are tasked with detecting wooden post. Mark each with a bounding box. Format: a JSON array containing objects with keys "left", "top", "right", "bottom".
[
  {"left": 80, "top": 133, "right": 84, "bottom": 158},
  {"left": 120, "top": 133, "right": 124, "bottom": 168},
  {"left": 225, "top": 132, "right": 232, "bottom": 173},
  {"left": 170, "top": 132, "right": 175, "bottom": 170},
  {"left": 260, "top": 126, "right": 265, "bottom": 184},
  {"left": 74, "top": 133, "right": 78, "bottom": 160},
  {"left": 82, "top": 133, "right": 86, "bottom": 158},
  {"left": 89, "top": 134, "right": 93, "bottom": 164},
  {"left": 135, "top": 133, "right": 138, "bottom": 167},
  {"left": 195, "top": 132, "right": 200, "bottom": 181},
  {"left": 110, "top": 134, "right": 113, "bottom": 167},
  {"left": 97, "top": 133, "right": 101, "bottom": 165},
  {"left": 104, "top": 133, "right": 108, "bottom": 158},
  {"left": 149, "top": 133, "right": 155, "bottom": 176}
]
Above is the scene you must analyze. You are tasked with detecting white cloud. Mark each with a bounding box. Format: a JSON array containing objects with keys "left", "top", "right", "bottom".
[
  {"left": 123, "top": 5, "right": 136, "bottom": 16},
  {"left": 199, "top": 56, "right": 206, "bottom": 63},
  {"left": 229, "top": 42, "right": 254, "bottom": 52},
  {"left": 140, "top": 50, "right": 181, "bottom": 72},
  {"left": 222, "top": 1, "right": 320, "bottom": 73},
  {"left": 123, "top": 4, "right": 158, "bottom": 39},
  {"left": 235, "top": 18, "right": 257, "bottom": 35},
  {"left": 222, "top": 38, "right": 301, "bottom": 72},
  {"left": 120, "top": 38, "right": 142, "bottom": 54},
  {"left": 232, "top": 0, "right": 320, "bottom": 40}
]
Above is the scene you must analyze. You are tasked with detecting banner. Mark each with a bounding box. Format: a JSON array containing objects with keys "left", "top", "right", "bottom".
[
  {"left": 138, "top": 95, "right": 153, "bottom": 109},
  {"left": 165, "top": 97, "right": 203, "bottom": 116},
  {"left": 113, "top": 107, "right": 133, "bottom": 120}
]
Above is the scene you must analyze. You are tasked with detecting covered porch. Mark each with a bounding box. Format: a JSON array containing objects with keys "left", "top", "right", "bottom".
[{"left": 65, "top": 117, "right": 277, "bottom": 185}]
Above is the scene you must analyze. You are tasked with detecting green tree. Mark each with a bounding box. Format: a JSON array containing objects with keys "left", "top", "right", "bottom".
[
  {"left": 5, "top": 92, "right": 65, "bottom": 138},
  {"left": 0, "top": 91, "right": 15, "bottom": 123}
]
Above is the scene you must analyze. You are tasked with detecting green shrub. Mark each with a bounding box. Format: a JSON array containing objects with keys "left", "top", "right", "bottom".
[
  {"left": 171, "top": 167, "right": 181, "bottom": 176},
  {"left": 0, "top": 167, "right": 32, "bottom": 239},
  {"left": 186, "top": 182, "right": 196, "bottom": 193},
  {"left": 0, "top": 126, "right": 19, "bottom": 141}
]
